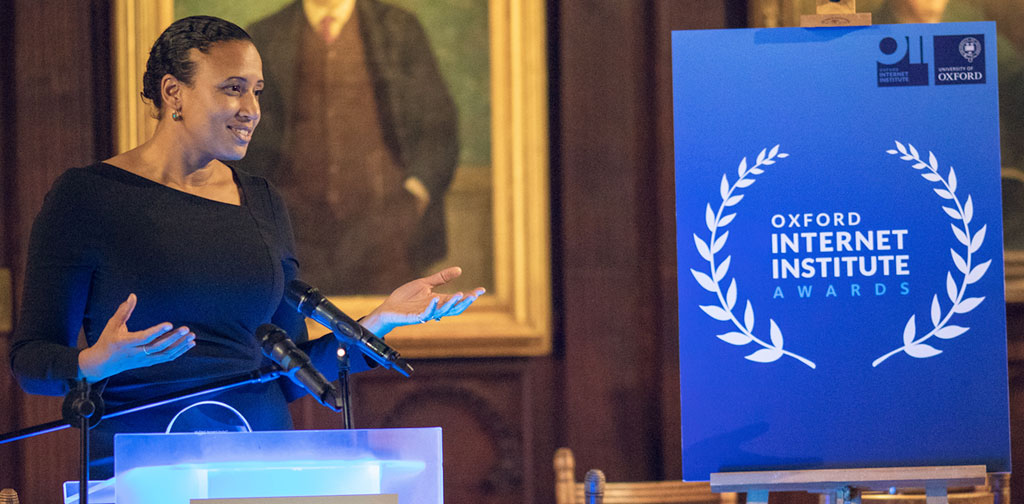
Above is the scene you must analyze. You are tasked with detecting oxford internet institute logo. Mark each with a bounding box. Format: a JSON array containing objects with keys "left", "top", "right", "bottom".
[
  {"left": 689, "top": 142, "right": 992, "bottom": 369},
  {"left": 876, "top": 36, "right": 928, "bottom": 87}
]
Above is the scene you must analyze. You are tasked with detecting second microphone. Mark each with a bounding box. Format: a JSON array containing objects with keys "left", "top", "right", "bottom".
[{"left": 285, "top": 280, "right": 414, "bottom": 377}]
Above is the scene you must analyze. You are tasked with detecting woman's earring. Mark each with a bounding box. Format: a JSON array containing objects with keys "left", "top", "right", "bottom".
[{"left": 171, "top": 110, "right": 183, "bottom": 121}]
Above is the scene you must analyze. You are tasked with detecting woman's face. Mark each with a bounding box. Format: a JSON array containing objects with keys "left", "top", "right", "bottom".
[{"left": 176, "top": 40, "right": 264, "bottom": 162}]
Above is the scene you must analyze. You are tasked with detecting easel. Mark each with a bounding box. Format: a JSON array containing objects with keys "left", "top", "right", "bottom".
[
  {"left": 681, "top": 8, "right": 1011, "bottom": 504},
  {"left": 800, "top": 0, "right": 871, "bottom": 27},
  {"left": 711, "top": 465, "right": 989, "bottom": 504}
]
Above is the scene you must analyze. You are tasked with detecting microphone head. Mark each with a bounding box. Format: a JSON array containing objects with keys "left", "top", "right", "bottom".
[
  {"left": 285, "top": 279, "right": 322, "bottom": 317},
  {"left": 256, "top": 323, "right": 288, "bottom": 356},
  {"left": 393, "top": 357, "right": 414, "bottom": 377}
]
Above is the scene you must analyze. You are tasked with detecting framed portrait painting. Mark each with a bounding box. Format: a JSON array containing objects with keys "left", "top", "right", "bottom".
[
  {"left": 112, "top": 0, "right": 550, "bottom": 357},
  {"left": 749, "top": 0, "right": 1024, "bottom": 301}
]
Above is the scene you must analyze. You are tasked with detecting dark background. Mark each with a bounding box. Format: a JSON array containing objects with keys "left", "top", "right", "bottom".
[{"left": 1, "top": 1, "right": 1021, "bottom": 503}]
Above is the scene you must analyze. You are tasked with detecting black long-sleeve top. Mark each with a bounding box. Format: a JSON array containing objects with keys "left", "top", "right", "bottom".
[{"left": 9, "top": 162, "right": 358, "bottom": 476}]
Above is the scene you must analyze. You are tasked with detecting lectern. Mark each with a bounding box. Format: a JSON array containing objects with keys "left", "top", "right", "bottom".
[{"left": 106, "top": 428, "right": 441, "bottom": 504}]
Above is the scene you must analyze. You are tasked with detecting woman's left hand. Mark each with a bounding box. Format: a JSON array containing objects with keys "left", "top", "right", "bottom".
[{"left": 360, "top": 266, "right": 485, "bottom": 336}]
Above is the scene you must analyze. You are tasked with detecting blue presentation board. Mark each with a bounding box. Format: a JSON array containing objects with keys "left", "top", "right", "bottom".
[{"left": 673, "top": 22, "right": 1010, "bottom": 481}]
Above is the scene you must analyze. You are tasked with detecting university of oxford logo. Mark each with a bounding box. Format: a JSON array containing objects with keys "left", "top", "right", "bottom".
[{"left": 959, "top": 37, "right": 981, "bottom": 63}]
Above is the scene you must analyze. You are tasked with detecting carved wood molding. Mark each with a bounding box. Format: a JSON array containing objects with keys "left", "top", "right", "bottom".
[{"left": 379, "top": 384, "right": 524, "bottom": 494}]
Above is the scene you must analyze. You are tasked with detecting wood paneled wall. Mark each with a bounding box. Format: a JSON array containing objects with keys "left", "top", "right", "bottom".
[
  {"left": 0, "top": 2, "right": 1019, "bottom": 504},
  {"left": 1005, "top": 303, "right": 1024, "bottom": 497},
  {"left": 557, "top": 0, "right": 667, "bottom": 483},
  {"left": 1, "top": 2, "right": 112, "bottom": 502},
  {"left": 0, "top": 0, "right": 16, "bottom": 494}
]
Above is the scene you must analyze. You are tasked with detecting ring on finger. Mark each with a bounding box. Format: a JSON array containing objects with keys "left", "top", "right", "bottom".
[{"left": 143, "top": 345, "right": 153, "bottom": 356}]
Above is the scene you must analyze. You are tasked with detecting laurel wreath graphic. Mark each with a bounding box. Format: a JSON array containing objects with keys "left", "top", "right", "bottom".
[
  {"left": 691, "top": 145, "right": 816, "bottom": 369},
  {"left": 871, "top": 141, "right": 990, "bottom": 367}
]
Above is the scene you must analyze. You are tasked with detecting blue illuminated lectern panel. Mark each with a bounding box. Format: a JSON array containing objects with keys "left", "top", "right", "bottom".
[{"left": 114, "top": 428, "right": 441, "bottom": 504}]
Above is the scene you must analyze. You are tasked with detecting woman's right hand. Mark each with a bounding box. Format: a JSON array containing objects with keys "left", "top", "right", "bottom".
[{"left": 77, "top": 294, "right": 196, "bottom": 382}]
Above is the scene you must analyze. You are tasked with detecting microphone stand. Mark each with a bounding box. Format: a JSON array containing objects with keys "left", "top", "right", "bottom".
[
  {"left": 0, "top": 365, "right": 285, "bottom": 504},
  {"left": 62, "top": 379, "right": 102, "bottom": 504},
  {"left": 337, "top": 344, "right": 354, "bottom": 429}
]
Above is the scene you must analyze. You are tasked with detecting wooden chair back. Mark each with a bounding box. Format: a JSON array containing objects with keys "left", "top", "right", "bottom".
[
  {"left": 0, "top": 488, "right": 19, "bottom": 504},
  {"left": 554, "top": 447, "right": 739, "bottom": 504}
]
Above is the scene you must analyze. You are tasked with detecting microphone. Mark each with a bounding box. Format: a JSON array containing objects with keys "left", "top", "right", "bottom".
[
  {"left": 285, "top": 280, "right": 414, "bottom": 377},
  {"left": 257, "top": 323, "right": 341, "bottom": 412}
]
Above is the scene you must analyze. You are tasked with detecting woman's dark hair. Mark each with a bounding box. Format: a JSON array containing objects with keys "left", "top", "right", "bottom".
[{"left": 141, "top": 15, "right": 252, "bottom": 117}]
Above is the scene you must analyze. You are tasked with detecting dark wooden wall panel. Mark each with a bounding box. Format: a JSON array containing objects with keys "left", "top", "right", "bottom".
[
  {"left": 557, "top": 0, "right": 664, "bottom": 483},
  {"left": 0, "top": 0, "right": 17, "bottom": 494},
  {"left": 653, "top": 1, "right": 731, "bottom": 481},
  {"left": 1005, "top": 303, "right": 1024, "bottom": 499},
  {"left": 1, "top": 1, "right": 109, "bottom": 502}
]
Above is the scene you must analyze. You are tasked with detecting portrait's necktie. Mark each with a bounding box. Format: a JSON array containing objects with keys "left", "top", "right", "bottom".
[{"left": 319, "top": 15, "right": 337, "bottom": 44}]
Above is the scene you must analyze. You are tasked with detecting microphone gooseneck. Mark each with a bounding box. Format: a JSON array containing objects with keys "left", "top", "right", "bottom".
[{"left": 285, "top": 280, "right": 413, "bottom": 377}]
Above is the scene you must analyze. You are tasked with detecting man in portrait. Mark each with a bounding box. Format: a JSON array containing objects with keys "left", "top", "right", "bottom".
[{"left": 237, "top": 0, "right": 459, "bottom": 294}]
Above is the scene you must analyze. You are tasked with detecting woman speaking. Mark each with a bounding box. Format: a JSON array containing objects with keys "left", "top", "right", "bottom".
[{"left": 9, "top": 15, "right": 482, "bottom": 479}]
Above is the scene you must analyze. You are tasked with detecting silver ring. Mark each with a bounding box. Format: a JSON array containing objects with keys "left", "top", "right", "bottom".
[{"left": 143, "top": 345, "right": 152, "bottom": 356}]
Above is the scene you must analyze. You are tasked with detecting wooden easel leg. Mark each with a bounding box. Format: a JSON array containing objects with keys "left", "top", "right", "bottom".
[{"left": 988, "top": 473, "right": 1010, "bottom": 504}]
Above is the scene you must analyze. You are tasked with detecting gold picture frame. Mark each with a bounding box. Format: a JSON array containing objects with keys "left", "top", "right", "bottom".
[
  {"left": 749, "top": 0, "right": 1024, "bottom": 303},
  {"left": 112, "top": 0, "right": 551, "bottom": 357}
]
